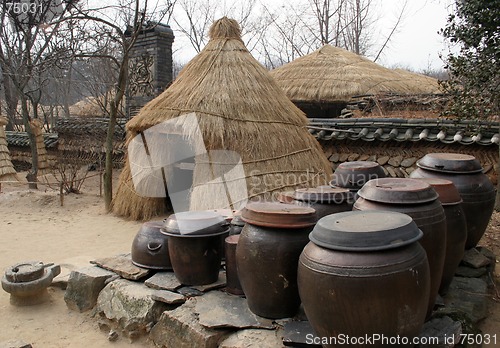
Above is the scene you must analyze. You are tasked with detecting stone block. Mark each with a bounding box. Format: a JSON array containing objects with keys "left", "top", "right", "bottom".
[
  {"left": 401, "top": 157, "right": 417, "bottom": 168},
  {"left": 454, "top": 266, "right": 487, "bottom": 278},
  {"left": 91, "top": 254, "right": 150, "bottom": 280},
  {"left": 220, "top": 329, "right": 284, "bottom": 348},
  {"left": 377, "top": 156, "right": 390, "bottom": 165},
  {"left": 417, "top": 316, "right": 462, "bottom": 347},
  {"left": 444, "top": 277, "right": 490, "bottom": 323},
  {"left": 462, "top": 248, "right": 491, "bottom": 269},
  {"left": 0, "top": 340, "right": 32, "bottom": 348},
  {"left": 64, "top": 266, "right": 116, "bottom": 312},
  {"left": 385, "top": 166, "right": 397, "bottom": 177},
  {"left": 388, "top": 155, "right": 403, "bottom": 167},
  {"left": 195, "top": 291, "right": 274, "bottom": 329},
  {"left": 96, "top": 279, "right": 170, "bottom": 339},
  {"left": 144, "top": 272, "right": 182, "bottom": 291},
  {"left": 347, "top": 153, "right": 359, "bottom": 161},
  {"left": 150, "top": 298, "right": 229, "bottom": 348}
]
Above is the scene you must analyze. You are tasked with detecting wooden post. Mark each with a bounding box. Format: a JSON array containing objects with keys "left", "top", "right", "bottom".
[{"left": 60, "top": 182, "right": 64, "bottom": 206}]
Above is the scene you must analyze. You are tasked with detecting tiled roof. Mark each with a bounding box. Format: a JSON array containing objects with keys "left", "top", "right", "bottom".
[
  {"left": 308, "top": 118, "right": 500, "bottom": 146},
  {"left": 6, "top": 131, "right": 59, "bottom": 148},
  {"left": 55, "top": 117, "right": 127, "bottom": 138}
]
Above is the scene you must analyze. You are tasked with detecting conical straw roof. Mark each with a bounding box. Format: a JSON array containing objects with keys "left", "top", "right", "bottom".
[
  {"left": 270, "top": 45, "right": 440, "bottom": 104},
  {"left": 0, "top": 117, "right": 18, "bottom": 183},
  {"left": 113, "top": 17, "right": 332, "bottom": 220}
]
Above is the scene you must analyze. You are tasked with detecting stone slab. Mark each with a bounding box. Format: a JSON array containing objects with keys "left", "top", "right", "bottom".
[
  {"left": 195, "top": 291, "right": 274, "bottom": 329},
  {"left": 91, "top": 254, "right": 150, "bottom": 280},
  {"left": 417, "top": 316, "right": 462, "bottom": 347},
  {"left": 220, "top": 329, "right": 285, "bottom": 348},
  {"left": 190, "top": 272, "right": 227, "bottom": 292},
  {"left": 150, "top": 298, "right": 229, "bottom": 348},
  {"left": 0, "top": 340, "right": 32, "bottom": 348},
  {"left": 96, "top": 279, "right": 170, "bottom": 339},
  {"left": 178, "top": 287, "right": 204, "bottom": 297},
  {"left": 282, "top": 321, "right": 321, "bottom": 347},
  {"left": 377, "top": 156, "right": 390, "bottom": 165},
  {"left": 454, "top": 266, "right": 487, "bottom": 278},
  {"left": 444, "top": 277, "right": 490, "bottom": 323},
  {"left": 151, "top": 289, "right": 185, "bottom": 305},
  {"left": 401, "top": 157, "right": 417, "bottom": 168},
  {"left": 388, "top": 155, "right": 403, "bottom": 167},
  {"left": 144, "top": 272, "right": 182, "bottom": 291},
  {"left": 64, "top": 266, "right": 117, "bottom": 312},
  {"left": 52, "top": 255, "right": 94, "bottom": 290},
  {"left": 462, "top": 249, "right": 491, "bottom": 269}
]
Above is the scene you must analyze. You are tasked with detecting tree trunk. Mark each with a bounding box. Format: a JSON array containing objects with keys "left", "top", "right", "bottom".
[
  {"left": 20, "top": 95, "right": 39, "bottom": 189},
  {"left": 495, "top": 144, "right": 500, "bottom": 211},
  {"left": 103, "top": 108, "right": 116, "bottom": 211},
  {"left": 104, "top": 56, "right": 128, "bottom": 212},
  {"left": 2, "top": 74, "right": 18, "bottom": 131}
]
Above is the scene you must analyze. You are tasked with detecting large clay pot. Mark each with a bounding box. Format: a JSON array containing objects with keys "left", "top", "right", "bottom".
[
  {"left": 354, "top": 178, "right": 446, "bottom": 318},
  {"left": 131, "top": 220, "right": 172, "bottom": 270},
  {"left": 410, "top": 153, "right": 496, "bottom": 249},
  {"left": 416, "top": 178, "right": 467, "bottom": 295},
  {"left": 224, "top": 235, "right": 244, "bottom": 296},
  {"left": 277, "top": 187, "right": 352, "bottom": 219},
  {"left": 298, "top": 211, "right": 430, "bottom": 348},
  {"left": 161, "top": 211, "right": 229, "bottom": 286},
  {"left": 330, "top": 161, "right": 386, "bottom": 192},
  {"left": 236, "top": 202, "right": 317, "bottom": 319}
]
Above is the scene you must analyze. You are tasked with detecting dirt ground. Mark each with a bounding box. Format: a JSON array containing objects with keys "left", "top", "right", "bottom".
[{"left": 0, "top": 171, "right": 499, "bottom": 347}]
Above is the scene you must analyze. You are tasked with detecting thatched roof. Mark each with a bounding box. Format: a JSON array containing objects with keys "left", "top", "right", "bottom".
[
  {"left": 0, "top": 117, "right": 18, "bottom": 182},
  {"left": 30, "top": 119, "right": 51, "bottom": 176},
  {"left": 269, "top": 45, "right": 441, "bottom": 104},
  {"left": 113, "top": 17, "right": 332, "bottom": 220}
]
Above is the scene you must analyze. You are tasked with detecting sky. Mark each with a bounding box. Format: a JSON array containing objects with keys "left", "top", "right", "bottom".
[
  {"left": 170, "top": 0, "right": 456, "bottom": 73},
  {"left": 373, "top": 0, "right": 454, "bottom": 71}
]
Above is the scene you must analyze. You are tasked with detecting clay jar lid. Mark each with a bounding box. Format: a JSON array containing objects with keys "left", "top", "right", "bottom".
[
  {"left": 294, "top": 187, "right": 350, "bottom": 204},
  {"left": 330, "top": 161, "right": 386, "bottom": 190},
  {"left": 310, "top": 211, "right": 423, "bottom": 251},
  {"left": 415, "top": 178, "right": 462, "bottom": 205},
  {"left": 241, "top": 202, "right": 317, "bottom": 228},
  {"left": 357, "top": 178, "right": 438, "bottom": 204},
  {"left": 416, "top": 153, "right": 483, "bottom": 174},
  {"left": 161, "top": 211, "right": 229, "bottom": 237}
]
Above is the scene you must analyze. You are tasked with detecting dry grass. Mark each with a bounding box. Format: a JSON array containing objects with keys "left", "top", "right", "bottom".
[
  {"left": 270, "top": 45, "right": 441, "bottom": 104},
  {"left": 113, "top": 17, "right": 332, "bottom": 220}
]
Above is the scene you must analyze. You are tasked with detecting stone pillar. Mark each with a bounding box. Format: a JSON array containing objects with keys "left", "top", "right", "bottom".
[{"left": 126, "top": 22, "right": 175, "bottom": 118}]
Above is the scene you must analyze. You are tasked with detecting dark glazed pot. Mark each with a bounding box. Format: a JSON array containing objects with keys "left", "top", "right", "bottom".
[
  {"left": 236, "top": 202, "right": 317, "bottom": 319},
  {"left": 298, "top": 211, "right": 430, "bottom": 348},
  {"left": 330, "top": 161, "right": 386, "bottom": 192},
  {"left": 354, "top": 178, "right": 446, "bottom": 318},
  {"left": 161, "top": 211, "right": 229, "bottom": 286},
  {"left": 277, "top": 187, "right": 353, "bottom": 219},
  {"left": 416, "top": 178, "right": 467, "bottom": 295},
  {"left": 224, "top": 235, "right": 244, "bottom": 295},
  {"left": 410, "top": 153, "right": 495, "bottom": 249},
  {"left": 131, "top": 220, "right": 172, "bottom": 270}
]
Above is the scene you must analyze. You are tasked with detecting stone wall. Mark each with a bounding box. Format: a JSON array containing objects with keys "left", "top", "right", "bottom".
[{"left": 320, "top": 139, "right": 499, "bottom": 185}]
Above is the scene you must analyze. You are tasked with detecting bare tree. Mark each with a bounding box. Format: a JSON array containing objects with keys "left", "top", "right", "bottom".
[
  {"left": 0, "top": 0, "right": 79, "bottom": 186},
  {"left": 70, "top": 0, "right": 175, "bottom": 210}
]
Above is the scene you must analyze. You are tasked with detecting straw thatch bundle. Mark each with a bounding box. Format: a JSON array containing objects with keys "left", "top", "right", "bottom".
[
  {"left": 0, "top": 117, "right": 18, "bottom": 183},
  {"left": 30, "top": 119, "right": 51, "bottom": 176},
  {"left": 270, "top": 45, "right": 440, "bottom": 104},
  {"left": 112, "top": 17, "right": 332, "bottom": 220}
]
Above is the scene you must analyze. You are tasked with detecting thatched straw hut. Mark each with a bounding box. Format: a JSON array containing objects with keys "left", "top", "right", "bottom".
[
  {"left": 112, "top": 17, "right": 332, "bottom": 220},
  {"left": 0, "top": 117, "right": 18, "bottom": 187},
  {"left": 30, "top": 119, "right": 51, "bottom": 176},
  {"left": 269, "top": 45, "right": 441, "bottom": 118}
]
